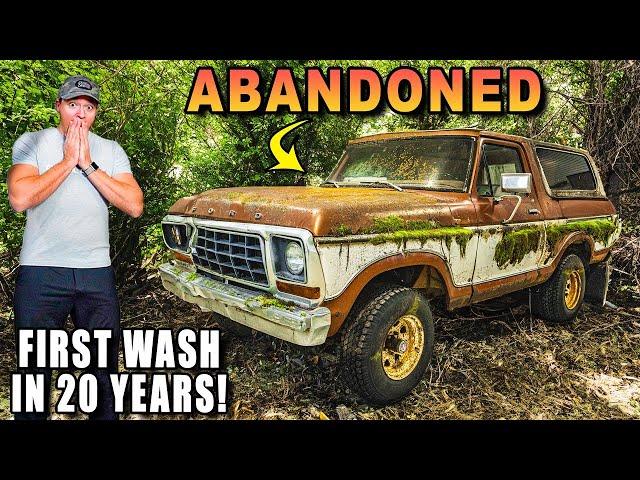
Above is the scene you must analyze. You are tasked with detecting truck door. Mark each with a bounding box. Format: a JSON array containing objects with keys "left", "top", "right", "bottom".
[{"left": 470, "top": 138, "right": 546, "bottom": 298}]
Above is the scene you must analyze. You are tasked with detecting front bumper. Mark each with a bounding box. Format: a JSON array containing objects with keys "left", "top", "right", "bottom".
[{"left": 159, "top": 261, "right": 331, "bottom": 346}]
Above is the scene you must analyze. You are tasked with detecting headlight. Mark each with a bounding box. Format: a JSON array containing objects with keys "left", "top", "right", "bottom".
[
  {"left": 272, "top": 236, "right": 306, "bottom": 282},
  {"left": 162, "top": 222, "right": 191, "bottom": 252},
  {"left": 285, "top": 242, "right": 304, "bottom": 275}
]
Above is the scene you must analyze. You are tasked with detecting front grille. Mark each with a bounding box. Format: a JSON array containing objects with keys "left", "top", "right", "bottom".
[{"left": 192, "top": 227, "right": 268, "bottom": 286}]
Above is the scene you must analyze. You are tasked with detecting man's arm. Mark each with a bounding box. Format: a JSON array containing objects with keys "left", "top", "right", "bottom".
[
  {"left": 85, "top": 170, "right": 144, "bottom": 218},
  {"left": 7, "top": 123, "right": 81, "bottom": 213},
  {"left": 7, "top": 161, "right": 78, "bottom": 212}
]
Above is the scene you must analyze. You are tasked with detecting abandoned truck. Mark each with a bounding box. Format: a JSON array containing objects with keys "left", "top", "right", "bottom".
[{"left": 159, "top": 129, "right": 621, "bottom": 405}]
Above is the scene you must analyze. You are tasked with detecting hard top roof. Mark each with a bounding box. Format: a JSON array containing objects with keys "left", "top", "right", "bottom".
[{"left": 349, "top": 128, "right": 590, "bottom": 156}]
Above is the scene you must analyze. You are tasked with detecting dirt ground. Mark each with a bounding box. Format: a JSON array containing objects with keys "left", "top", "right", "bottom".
[{"left": 1, "top": 273, "right": 639, "bottom": 420}]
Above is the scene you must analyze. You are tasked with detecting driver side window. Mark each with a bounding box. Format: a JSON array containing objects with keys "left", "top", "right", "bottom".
[{"left": 476, "top": 143, "right": 524, "bottom": 197}]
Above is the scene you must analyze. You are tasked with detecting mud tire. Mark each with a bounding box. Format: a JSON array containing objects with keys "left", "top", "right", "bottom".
[
  {"left": 340, "top": 287, "right": 434, "bottom": 405},
  {"left": 532, "top": 254, "right": 586, "bottom": 324}
]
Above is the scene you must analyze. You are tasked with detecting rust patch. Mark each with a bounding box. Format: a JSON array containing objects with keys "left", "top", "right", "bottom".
[
  {"left": 172, "top": 251, "right": 193, "bottom": 264},
  {"left": 276, "top": 281, "right": 321, "bottom": 299},
  {"left": 169, "top": 186, "right": 464, "bottom": 236}
]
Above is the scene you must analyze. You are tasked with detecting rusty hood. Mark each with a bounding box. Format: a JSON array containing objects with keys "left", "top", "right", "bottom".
[{"left": 168, "top": 186, "right": 463, "bottom": 236}]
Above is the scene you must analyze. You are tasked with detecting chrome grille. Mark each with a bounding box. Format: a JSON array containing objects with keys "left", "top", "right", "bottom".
[{"left": 192, "top": 227, "right": 268, "bottom": 286}]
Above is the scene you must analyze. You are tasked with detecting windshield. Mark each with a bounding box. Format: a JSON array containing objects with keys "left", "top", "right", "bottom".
[{"left": 328, "top": 136, "right": 476, "bottom": 191}]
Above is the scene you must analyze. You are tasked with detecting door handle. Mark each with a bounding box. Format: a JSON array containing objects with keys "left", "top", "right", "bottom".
[{"left": 528, "top": 208, "right": 540, "bottom": 215}]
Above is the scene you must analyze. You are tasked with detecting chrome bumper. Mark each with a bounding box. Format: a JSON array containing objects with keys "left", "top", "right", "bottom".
[{"left": 158, "top": 261, "right": 331, "bottom": 346}]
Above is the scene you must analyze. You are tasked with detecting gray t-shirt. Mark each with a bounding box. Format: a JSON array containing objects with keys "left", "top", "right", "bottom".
[{"left": 12, "top": 127, "right": 132, "bottom": 268}]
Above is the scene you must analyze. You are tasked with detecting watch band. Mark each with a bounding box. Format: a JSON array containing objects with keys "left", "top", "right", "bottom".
[{"left": 82, "top": 162, "right": 99, "bottom": 177}]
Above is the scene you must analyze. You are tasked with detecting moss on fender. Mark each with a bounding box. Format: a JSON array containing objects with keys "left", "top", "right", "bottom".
[
  {"left": 329, "top": 215, "right": 473, "bottom": 256},
  {"left": 371, "top": 226, "right": 474, "bottom": 257},
  {"left": 545, "top": 218, "right": 618, "bottom": 253},
  {"left": 334, "top": 224, "right": 353, "bottom": 236},
  {"left": 370, "top": 215, "right": 439, "bottom": 233}
]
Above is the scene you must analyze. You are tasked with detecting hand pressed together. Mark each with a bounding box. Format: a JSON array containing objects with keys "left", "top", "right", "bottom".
[{"left": 63, "top": 119, "right": 92, "bottom": 169}]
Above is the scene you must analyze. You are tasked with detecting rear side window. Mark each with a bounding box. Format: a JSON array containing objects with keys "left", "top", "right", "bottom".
[{"left": 536, "top": 147, "right": 596, "bottom": 191}]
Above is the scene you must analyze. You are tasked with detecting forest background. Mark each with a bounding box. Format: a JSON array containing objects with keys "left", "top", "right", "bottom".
[{"left": 0, "top": 60, "right": 638, "bottom": 419}]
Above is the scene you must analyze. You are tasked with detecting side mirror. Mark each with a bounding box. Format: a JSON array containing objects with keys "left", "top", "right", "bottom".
[
  {"left": 497, "top": 173, "right": 532, "bottom": 224},
  {"left": 501, "top": 173, "right": 532, "bottom": 194}
]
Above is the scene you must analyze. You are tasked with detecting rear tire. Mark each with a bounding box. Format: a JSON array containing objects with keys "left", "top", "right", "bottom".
[
  {"left": 340, "top": 286, "right": 434, "bottom": 406},
  {"left": 532, "top": 254, "right": 586, "bottom": 324}
]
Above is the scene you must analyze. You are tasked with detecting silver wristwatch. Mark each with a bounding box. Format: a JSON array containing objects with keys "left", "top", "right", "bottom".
[{"left": 82, "top": 162, "right": 99, "bottom": 177}]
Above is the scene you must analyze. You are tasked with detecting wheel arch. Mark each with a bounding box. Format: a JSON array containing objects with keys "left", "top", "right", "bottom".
[{"left": 323, "top": 251, "right": 471, "bottom": 336}]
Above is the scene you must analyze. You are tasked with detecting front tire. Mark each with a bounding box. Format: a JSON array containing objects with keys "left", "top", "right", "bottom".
[
  {"left": 340, "top": 286, "right": 435, "bottom": 405},
  {"left": 532, "top": 253, "right": 586, "bottom": 323}
]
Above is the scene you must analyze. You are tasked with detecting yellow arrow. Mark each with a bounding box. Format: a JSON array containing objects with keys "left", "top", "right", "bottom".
[{"left": 269, "top": 119, "right": 310, "bottom": 172}]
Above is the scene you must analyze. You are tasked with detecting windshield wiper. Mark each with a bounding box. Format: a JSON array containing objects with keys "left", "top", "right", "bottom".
[
  {"left": 399, "top": 184, "right": 460, "bottom": 192},
  {"left": 320, "top": 181, "right": 341, "bottom": 188},
  {"left": 349, "top": 180, "right": 404, "bottom": 192}
]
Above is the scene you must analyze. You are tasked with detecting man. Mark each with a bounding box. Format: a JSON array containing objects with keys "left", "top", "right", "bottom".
[{"left": 7, "top": 75, "right": 144, "bottom": 420}]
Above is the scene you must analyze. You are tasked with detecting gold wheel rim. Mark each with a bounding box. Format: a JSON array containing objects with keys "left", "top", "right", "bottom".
[
  {"left": 564, "top": 270, "right": 582, "bottom": 310},
  {"left": 381, "top": 314, "right": 425, "bottom": 380}
]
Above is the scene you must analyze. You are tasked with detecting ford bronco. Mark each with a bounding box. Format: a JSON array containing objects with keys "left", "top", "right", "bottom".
[{"left": 159, "top": 129, "right": 621, "bottom": 405}]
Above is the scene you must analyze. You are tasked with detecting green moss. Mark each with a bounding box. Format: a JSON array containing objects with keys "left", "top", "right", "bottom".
[
  {"left": 360, "top": 215, "right": 471, "bottom": 256},
  {"left": 493, "top": 218, "right": 618, "bottom": 269},
  {"left": 370, "top": 215, "right": 406, "bottom": 233},
  {"left": 245, "top": 295, "right": 295, "bottom": 311},
  {"left": 546, "top": 218, "right": 618, "bottom": 253},
  {"left": 494, "top": 226, "right": 543, "bottom": 269},
  {"left": 369, "top": 215, "right": 439, "bottom": 234},
  {"left": 334, "top": 224, "right": 353, "bottom": 236},
  {"left": 371, "top": 226, "right": 473, "bottom": 257}
]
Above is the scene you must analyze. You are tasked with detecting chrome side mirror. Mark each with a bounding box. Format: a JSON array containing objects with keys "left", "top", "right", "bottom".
[
  {"left": 501, "top": 173, "right": 532, "bottom": 194},
  {"left": 497, "top": 173, "right": 532, "bottom": 224}
]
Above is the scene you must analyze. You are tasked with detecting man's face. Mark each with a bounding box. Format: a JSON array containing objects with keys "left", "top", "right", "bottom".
[{"left": 55, "top": 96, "right": 98, "bottom": 133}]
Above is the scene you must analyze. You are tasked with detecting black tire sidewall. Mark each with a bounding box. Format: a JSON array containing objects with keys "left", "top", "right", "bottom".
[
  {"left": 360, "top": 289, "right": 435, "bottom": 404},
  {"left": 554, "top": 254, "right": 586, "bottom": 319}
]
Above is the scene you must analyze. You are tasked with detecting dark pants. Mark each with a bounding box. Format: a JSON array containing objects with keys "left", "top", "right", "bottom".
[{"left": 13, "top": 266, "right": 120, "bottom": 420}]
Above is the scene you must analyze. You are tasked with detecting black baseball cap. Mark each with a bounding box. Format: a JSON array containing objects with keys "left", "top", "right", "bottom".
[{"left": 58, "top": 75, "right": 100, "bottom": 103}]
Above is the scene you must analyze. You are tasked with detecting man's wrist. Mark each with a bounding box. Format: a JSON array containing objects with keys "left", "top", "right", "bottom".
[
  {"left": 80, "top": 162, "right": 100, "bottom": 177},
  {"left": 63, "top": 156, "right": 77, "bottom": 167}
]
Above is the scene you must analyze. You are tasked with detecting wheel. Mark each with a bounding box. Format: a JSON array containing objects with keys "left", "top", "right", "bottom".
[
  {"left": 532, "top": 254, "right": 586, "bottom": 323},
  {"left": 340, "top": 286, "right": 435, "bottom": 405},
  {"left": 211, "top": 312, "right": 254, "bottom": 338}
]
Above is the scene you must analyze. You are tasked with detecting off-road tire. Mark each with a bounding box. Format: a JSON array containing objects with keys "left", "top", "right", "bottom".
[
  {"left": 532, "top": 254, "right": 586, "bottom": 324},
  {"left": 340, "top": 286, "right": 435, "bottom": 405},
  {"left": 211, "top": 312, "right": 254, "bottom": 338}
]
